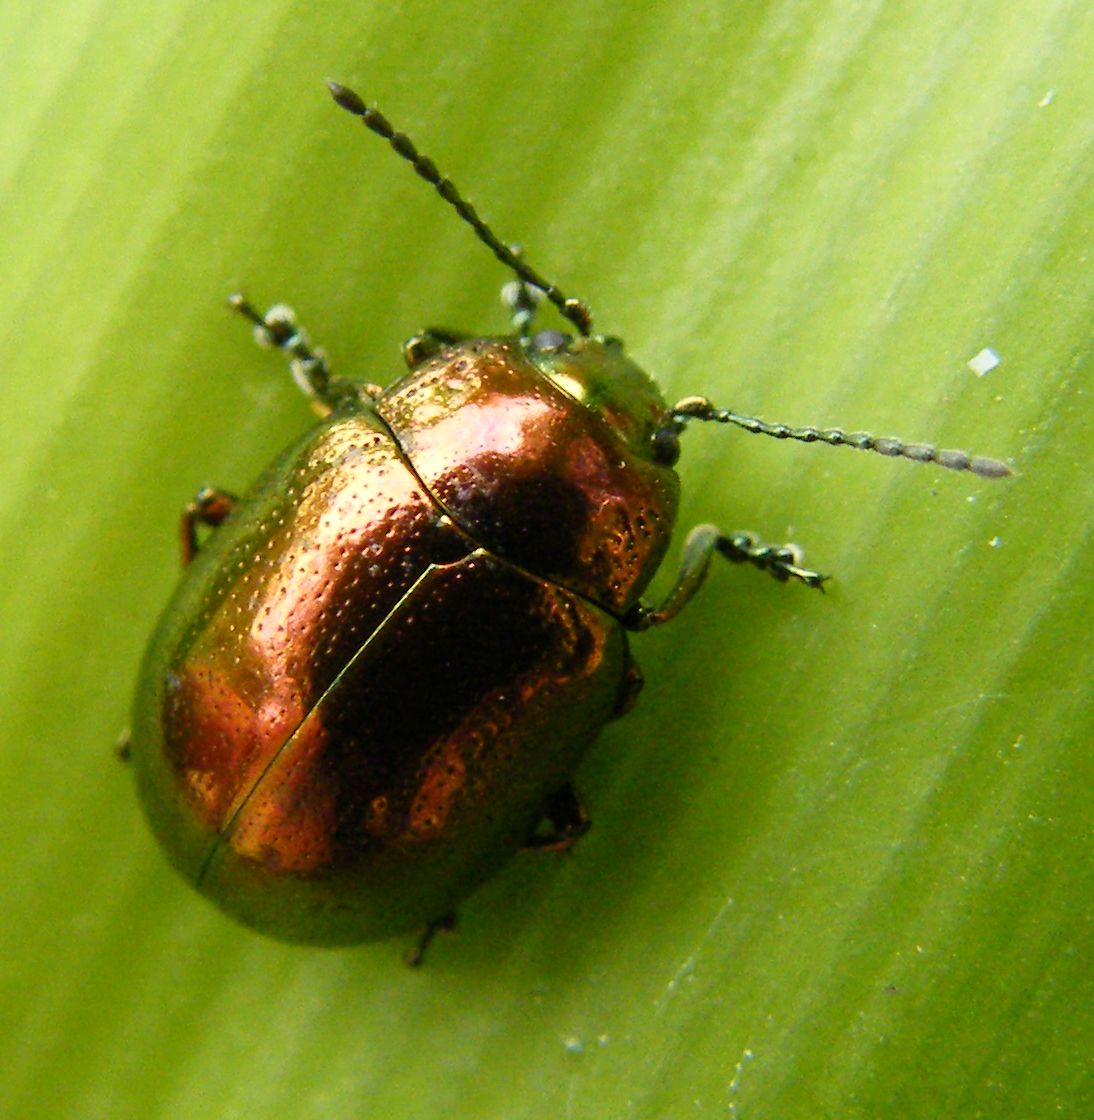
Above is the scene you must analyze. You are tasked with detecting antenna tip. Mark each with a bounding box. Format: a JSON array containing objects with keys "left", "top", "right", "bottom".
[
  {"left": 326, "top": 80, "right": 366, "bottom": 116},
  {"left": 970, "top": 456, "right": 1014, "bottom": 480}
]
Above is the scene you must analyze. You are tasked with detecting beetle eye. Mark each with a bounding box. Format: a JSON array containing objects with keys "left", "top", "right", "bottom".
[
  {"left": 651, "top": 427, "right": 681, "bottom": 467},
  {"left": 531, "top": 329, "right": 572, "bottom": 353}
]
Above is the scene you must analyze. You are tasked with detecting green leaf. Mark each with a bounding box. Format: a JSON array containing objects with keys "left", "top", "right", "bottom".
[{"left": 1, "top": 1, "right": 1089, "bottom": 1117}]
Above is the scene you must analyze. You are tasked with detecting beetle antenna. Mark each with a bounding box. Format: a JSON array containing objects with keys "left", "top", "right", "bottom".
[
  {"left": 326, "top": 80, "right": 593, "bottom": 337},
  {"left": 669, "top": 396, "right": 1013, "bottom": 479}
]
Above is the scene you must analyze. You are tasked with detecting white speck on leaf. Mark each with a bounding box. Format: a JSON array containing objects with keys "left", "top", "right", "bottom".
[{"left": 967, "top": 347, "right": 1001, "bottom": 376}]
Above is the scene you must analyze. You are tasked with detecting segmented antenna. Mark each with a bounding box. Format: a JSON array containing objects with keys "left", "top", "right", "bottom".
[
  {"left": 326, "top": 81, "right": 592, "bottom": 336},
  {"left": 670, "top": 396, "right": 1013, "bottom": 479}
]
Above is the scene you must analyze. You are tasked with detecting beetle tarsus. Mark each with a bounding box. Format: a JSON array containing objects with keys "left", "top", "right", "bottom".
[
  {"left": 405, "top": 911, "right": 457, "bottom": 967},
  {"left": 716, "top": 533, "right": 827, "bottom": 589}
]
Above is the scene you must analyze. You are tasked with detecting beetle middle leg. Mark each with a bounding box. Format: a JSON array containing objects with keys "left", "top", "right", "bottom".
[
  {"left": 501, "top": 271, "right": 542, "bottom": 339},
  {"left": 523, "top": 783, "right": 591, "bottom": 853},
  {"left": 624, "top": 523, "right": 826, "bottom": 632},
  {"left": 180, "top": 487, "right": 237, "bottom": 567}
]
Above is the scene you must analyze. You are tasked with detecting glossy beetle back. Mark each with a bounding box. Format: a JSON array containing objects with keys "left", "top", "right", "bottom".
[
  {"left": 378, "top": 337, "right": 680, "bottom": 615},
  {"left": 132, "top": 394, "right": 631, "bottom": 943}
]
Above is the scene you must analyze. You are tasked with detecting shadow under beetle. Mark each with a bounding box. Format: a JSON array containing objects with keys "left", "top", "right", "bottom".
[{"left": 128, "top": 81, "right": 1010, "bottom": 964}]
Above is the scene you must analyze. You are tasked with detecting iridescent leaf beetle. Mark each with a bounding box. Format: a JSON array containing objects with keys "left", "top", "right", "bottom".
[{"left": 128, "top": 82, "right": 1010, "bottom": 963}]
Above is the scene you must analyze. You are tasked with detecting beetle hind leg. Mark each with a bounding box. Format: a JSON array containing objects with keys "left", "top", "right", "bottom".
[{"left": 523, "top": 783, "right": 590, "bottom": 853}]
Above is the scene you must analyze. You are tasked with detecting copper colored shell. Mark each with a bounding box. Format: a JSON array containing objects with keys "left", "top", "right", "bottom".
[{"left": 131, "top": 338, "right": 677, "bottom": 944}]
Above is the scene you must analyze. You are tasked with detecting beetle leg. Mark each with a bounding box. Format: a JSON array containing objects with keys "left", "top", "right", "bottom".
[
  {"left": 501, "top": 273, "right": 542, "bottom": 340},
  {"left": 624, "top": 523, "right": 826, "bottom": 631},
  {"left": 523, "top": 783, "right": 591, "bottom": 853},
  {"left": 404, "top": 911, "right": 457, "bottom": 967},
  {"left": 180, "top": 487, "right": 237, "bottom": 567},
  {"left": 402, "top": 329, "right": 470, "bottom": 369},
  {"left": 227, "top": 294, "right": 375, "bottom": 412},
  {"left": 713, "top": 531, "right": 827, "bottom": 588},
  {"left": 612, "top": 656, "right": 644, "bottom": 719}
]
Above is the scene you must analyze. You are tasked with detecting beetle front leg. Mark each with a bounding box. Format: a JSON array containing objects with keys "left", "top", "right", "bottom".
[
  {"left": 501, "top": 275, "right": 541, "bottom": 339},
  {"left": 180, "top": 487, "right": 236, "bottom": 567},
  {"left": 523, "top": 783, "right": 591, "bottom": 853},
  {"left": 228, "top": 294, "right": 376, "bottom": 412},
  {"left": 714, "top": 531, "right": 827, "bottom": 589},
  {"left": 624, "top": 523, "right": 826, "bottom": 631}
]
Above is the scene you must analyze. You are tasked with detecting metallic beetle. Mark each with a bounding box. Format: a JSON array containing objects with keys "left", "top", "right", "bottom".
[{"left": 129, "top": 82, "right": 1009, "bottom": 959}]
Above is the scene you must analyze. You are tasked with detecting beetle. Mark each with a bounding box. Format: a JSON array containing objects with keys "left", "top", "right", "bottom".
[{"left": 128, "top": 81, "right": 1010, "bottom": 963}]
